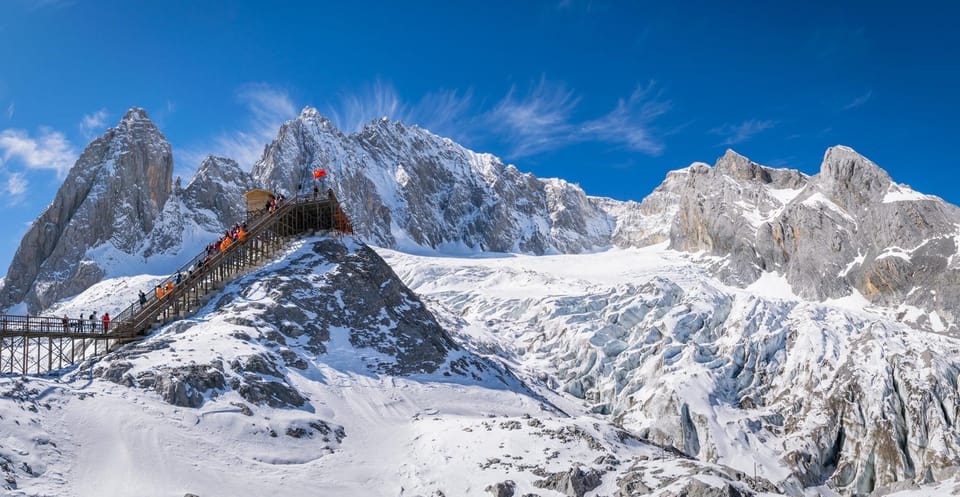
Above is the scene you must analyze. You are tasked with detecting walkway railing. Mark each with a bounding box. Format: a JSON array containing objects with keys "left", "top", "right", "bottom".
[{"left": 0, "top": 191, "right": 352, "bottom": 375}]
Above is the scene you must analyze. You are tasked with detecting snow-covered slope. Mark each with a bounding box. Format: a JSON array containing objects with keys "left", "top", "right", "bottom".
[
  {"left": 0, "top": 236, "right": 783, "bottom": 497},
  {"left": 380, "top": 244, "right": 960, "bottom": 495}
]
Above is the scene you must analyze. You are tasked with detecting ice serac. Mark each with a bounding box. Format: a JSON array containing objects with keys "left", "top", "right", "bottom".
[
  {"left": 387, "top": 246, "right": 960, "bottom": 496},
  {"left": 667, "top": 146, "right": 960, "bottom": 331},
  {"left": 0, "top": 108, "right": 173, "bottom": 313},
  {"left": 251, "top": 107, "right": 617, "bottom": 254}
]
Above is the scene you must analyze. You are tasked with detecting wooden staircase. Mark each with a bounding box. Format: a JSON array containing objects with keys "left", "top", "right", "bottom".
[{"left": 0, "top": 192, "right": 352, "bottom": 375}]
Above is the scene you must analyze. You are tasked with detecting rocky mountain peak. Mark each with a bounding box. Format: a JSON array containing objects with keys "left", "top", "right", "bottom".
[
  {"left": 714, "top": 149, "right": 770, "bottom": 182},
  {"left": 297, "top": 106, "right": 336, "bottom": 128},
  {"left": 121, "top": 107, "right": 151, "bottom": 123},
  {"left": 0, "top": 108, "right": 174, "bottom": 313},
  {"left": 817, "top": 145, "right": 892, "bottom": 208}
]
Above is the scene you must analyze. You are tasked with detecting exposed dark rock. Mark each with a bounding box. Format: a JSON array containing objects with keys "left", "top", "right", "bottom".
[
  {"left": 532, "top": 466, "right": 604, "bottom": 497},
  {"left": 229, "top": 375, "right": 305, "bottom": 408},
  {"left": 278, "top": 349, "right": 308, "bottom": 370},
  {"left": 229, "top": 353, "right": 282, "bottom": 378},
  {"left": 485, "top": 480, "right": 516, "bottom": 497},
  {"left": 149, "top": 363, "right": 226, "bottom": 408},
  {"left": 615, "top": 471, "right": 652, "bottom": 497},
  {"left": 231, "top": 402, "right": 253, "bottom": 416},
  {"left": 660, "top": 478, "right": 751, "bottom": 497},
  {"left": 97, "top": 361, "right": 134, "bottom": 385}
]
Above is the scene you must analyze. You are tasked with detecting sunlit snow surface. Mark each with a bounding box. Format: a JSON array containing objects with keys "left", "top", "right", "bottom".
[
  {"left": 379, "top": 243, "right": 960, "bottom": 496},
  {"left": 1, "top": 238, "right": 957, "bottom": 496},
  {"left": 0, "top": 238, "right": 755, "bottom": 497}
]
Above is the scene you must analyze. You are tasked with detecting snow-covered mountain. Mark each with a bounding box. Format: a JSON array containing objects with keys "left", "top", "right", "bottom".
[
  {"left": 0, "top": 236, "right": 780, "bottom": 497},
  {"left": 252, "top": 108, "right": 618, "bottom": 254},
  {"left": 0, "top": 109, "right": 174, "bottom": 313},
  {"left": 669, "top": 147, "right": 960, "bottom": 332},
  {"left": 0, "top": 113, "right": 259, "bottom": 315},
  {"left": 2, "top": 105, "right": 960, "bottom": 495}
]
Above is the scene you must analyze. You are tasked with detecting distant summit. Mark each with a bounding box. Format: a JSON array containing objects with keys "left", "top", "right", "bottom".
[{"left": 0, "top": 108, "right": 174, "bottom": 313}]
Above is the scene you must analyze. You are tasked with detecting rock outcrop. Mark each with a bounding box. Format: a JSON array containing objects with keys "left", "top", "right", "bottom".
[
  {"left": 0, "top": 108, "right": 173, "bottom": 313},
  {"left": 669, "top": 146, "right": 960, "bottom": 331},
  {"left": 251, "top": 108, "right": 617, "bottom": 254},
  {"left": 144, "top": 155, "right": 255, "bottom": 258}
]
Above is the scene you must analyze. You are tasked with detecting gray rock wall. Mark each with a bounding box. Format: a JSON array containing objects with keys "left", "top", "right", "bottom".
[{"left": 0, "top": 108, "right": 173, "bottom": 313}]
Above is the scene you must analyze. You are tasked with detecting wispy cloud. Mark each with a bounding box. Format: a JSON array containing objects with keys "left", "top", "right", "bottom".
[
  {"left": 843, "top": 89, "right": 872, "bottom": 110},
  {"left": 0, "top": 127, "right": 76, "bottom": 177},
  {"left": 581, "top": 82, "right": 670, "bottom": 155},
  {"left": 6, "top": 103, "right": 13, "bottom": 120},
  {"left": 327, "top": 79, "right": 475, "bottom": 142},
  {"left": 181, "top": 83, "right": 297, "bottom": 171},
  {"left": 5, "top": 172, "right": 27, "bottom": 204},
  {"left": 414, "top": 88, "right": 474, "bottom": 138},
  {"left": 79, "top": 108, "right": 109, "bottom": 137},
  {"left": 486, "top": 78, "right": 580, "bottom": 157},
  {"left": 710, "top": 119, "right": 777, "bottom": 145},
  {"left": 325, "top": 78, "right": 671, "bottom": 159},
  {"left": 328, "top": 79, "right": 408, "bottom": 133}
]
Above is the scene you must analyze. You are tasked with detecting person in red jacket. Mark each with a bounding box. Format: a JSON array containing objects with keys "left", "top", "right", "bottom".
[{"left": 102, "top": 312, "right": 110, "bottom": 332}]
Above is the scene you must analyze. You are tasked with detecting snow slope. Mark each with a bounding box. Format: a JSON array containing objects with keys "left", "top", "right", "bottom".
[
  {"left": 0, "top": 236, "right": 782, "bottom": 497},
  {"left": 379, "top": 243, "right": 960, "bottom": 494}
]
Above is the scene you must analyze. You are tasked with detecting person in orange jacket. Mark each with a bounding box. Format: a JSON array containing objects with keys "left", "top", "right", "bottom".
[
  {"left": 237, "top": 228, "right": 247, "bottom": 243},
  {"left": 220, "top": 236, "right": 233, "bottom": 252},
  {"left": 165, "top": 281, "right": 174, "bottom": 294},
  {"left": 156, "top": 284, "right": 164, "bottom": 300}
]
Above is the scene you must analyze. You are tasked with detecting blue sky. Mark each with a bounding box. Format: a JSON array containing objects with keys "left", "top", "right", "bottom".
[{"left": 0, "top": 0, "right": 958, "bottom": 277}]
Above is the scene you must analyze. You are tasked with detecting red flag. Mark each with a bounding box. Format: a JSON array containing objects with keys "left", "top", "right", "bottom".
[{"left": 313, "top": 168, "right": 326, "bottom": 179}]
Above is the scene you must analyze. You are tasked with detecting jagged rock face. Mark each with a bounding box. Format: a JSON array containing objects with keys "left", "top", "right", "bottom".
[
  {"left": 597, "top": 166, "right": 691, "bottom": 248},
  {"left": 251, "top": 108, "right": 617, "bottom": 254},
  {"left": 144, "top": 155, "right": 255, "bottom": 257},
  {"left": 0, "top": 108, "right": 173, "bottom": 313},
  {"left": 668, "top": 146, "right": 960, "bottom": 331}
]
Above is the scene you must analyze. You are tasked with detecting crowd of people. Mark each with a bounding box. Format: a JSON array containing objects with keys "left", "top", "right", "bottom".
[{"left": 54, "top": 186, "right": 315, "bottom": 336}]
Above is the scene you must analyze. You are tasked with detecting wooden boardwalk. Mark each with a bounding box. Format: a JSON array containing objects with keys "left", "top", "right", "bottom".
[{"left": 0, "top": 192, "right": 352, "bottom": 375}]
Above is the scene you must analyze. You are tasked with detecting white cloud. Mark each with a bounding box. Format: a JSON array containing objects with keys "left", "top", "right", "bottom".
[
  {"left": 328, "top": 79, "right": 408, "bottom": 133},
  {"left": 6, "top": 103, "right": 13, "bottom": 120},
  {"left": 0, "top": 127, "right": 76, "bottom": 177},
  {"left": 486, "top": 78, "right": 580, "bottom": 157},
  {"left": 181, "top": 83, "right": 297, "bottom": 171},
  {"left": 581, "top": 83, "right": 670, "bottom": 155},
  {"left": 327, "top": 80, "right": 474, "bottom": 141},
  {"left": 843, "top": 89, "right": 872, "bottom": 110},
  {"left": 710, "top": 119, "right": 777, "bottom": 145},
  {"left": 414, "top": 88, "right": 474, "bottom": 138},
  {"left": 6, "top": 172, "right": 27, "bottom": 203},
  {"left": 326, "top": 78, "right": 671, "bottom": 159},
  {"left": 79, "top": 108, "right": 109, "bottom": 137}
]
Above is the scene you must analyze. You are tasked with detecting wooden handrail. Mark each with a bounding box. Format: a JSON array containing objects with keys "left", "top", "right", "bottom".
[{"left": 0, "top": 191, "right": 354, "bottom": 375}]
